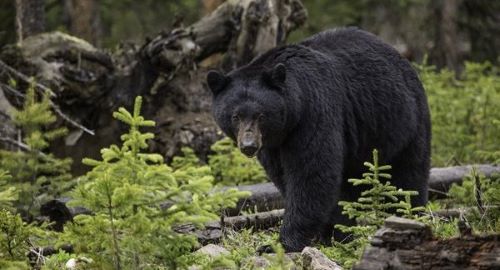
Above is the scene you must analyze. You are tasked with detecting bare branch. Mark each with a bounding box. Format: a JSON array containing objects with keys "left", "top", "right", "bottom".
[
  {"left": 50, "top": 103, "right": 94, "bottom": 136},
  {"left": 0, "top": 136, "right": 30, "bottom": 151},
  {"left": 0, "top": 59, "right": 56, "bottom": 97},
  {"left": 1, "top": 82, "right": 26, "bottom": 98},
  {"left": 0, "top": 62, "right": 95, "bottom": 135}
]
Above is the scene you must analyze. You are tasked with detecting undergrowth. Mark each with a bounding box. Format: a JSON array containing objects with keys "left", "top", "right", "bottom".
[{"left": 417, "top": 61, "right": 500, "bottom": 166}]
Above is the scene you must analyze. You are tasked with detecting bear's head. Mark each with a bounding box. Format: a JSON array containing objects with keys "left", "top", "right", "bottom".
[{"left": 207, "top": 64, "right": 289, "bottom": 157}]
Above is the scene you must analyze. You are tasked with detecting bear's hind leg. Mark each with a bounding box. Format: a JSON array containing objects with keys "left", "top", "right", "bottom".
[{"left": 388, "top": 140, "right": 430, "bottom": 208}]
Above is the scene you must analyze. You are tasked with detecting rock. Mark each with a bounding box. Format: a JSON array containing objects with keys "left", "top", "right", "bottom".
[
  {"left": 65, "top": 258, "right": 77, "bottom": 269},
  {"left": 245, "top": 252, "right": 300, "bottom": 269},
  {"left": 302, "top": 247, "right": 343, "bottom": 270},
  {"left": 195, "top": 244, "right": 229, "bottom": 257},
  {"left": 65, "top": 257, "right": 93, "bottom": 269},
  {"left": 246, "top": 256, "right": 271, "bottom": 268}
]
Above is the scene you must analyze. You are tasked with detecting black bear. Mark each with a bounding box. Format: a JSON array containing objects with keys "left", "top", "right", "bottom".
[{"left": 207, "top": 27, "right": 431, "bottom": 252}]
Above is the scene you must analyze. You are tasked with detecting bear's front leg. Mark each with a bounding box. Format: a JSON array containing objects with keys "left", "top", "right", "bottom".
[{"left": 279, "top": 162, "right": 341, "bottom": 252}]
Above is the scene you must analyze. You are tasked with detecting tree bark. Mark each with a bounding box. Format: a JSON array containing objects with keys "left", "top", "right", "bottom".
[
  {"left": 432, "top": 0, "right": 461, "bottom": 73},
  {"left": 63, "top": 0, "right": 102, "bottom": 46},
  {"left": 15, "top": 0, "right": 46, "bottom": 42}
]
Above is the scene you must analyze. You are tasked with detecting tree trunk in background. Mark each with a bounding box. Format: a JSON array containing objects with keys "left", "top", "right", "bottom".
[
  {"left": 432, "top": 0, "right": 461, "bottom": 73},
  {"left": 463, "top": 0, "right": 500, "bottom": 65},
  {"left": 0, "top": 1, "right": 16, "bottom": 46},
  {"left": 202, "top": 0, "right": 226, "bottom": 15},
  {"left": 15, "top": 0, "right": 46, "bottom": 42},
  {"left": 63, "top": 0, "right": 102, "bottom": 46}
]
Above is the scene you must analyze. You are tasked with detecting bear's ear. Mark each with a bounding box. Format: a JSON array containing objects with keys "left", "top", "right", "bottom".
[
  {"left": 271, "top": 63, "right": 286, "bottom": 83},
  {"left": 207, "top": 70, "right": 229, "bottom": 95},
  {"left": 264, "top": 63, "right": 286, "bottom": 87}
]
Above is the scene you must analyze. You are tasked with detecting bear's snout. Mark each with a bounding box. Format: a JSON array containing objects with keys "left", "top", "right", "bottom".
[
  {"left": 240, "top": 138, "right": 259, "bottom": 157},
  {"left": 237, "top": 119, "right": 262, "bottom": 157}
]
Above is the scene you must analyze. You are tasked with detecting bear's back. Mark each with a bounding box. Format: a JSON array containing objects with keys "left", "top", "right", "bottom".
[{"left": 298, "top": 27, "right": 401, "bottom": 62}]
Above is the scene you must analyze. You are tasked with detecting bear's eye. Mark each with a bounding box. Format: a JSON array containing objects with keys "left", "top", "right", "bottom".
[
  {"left": 258, "top": 114, "right": 265, "bottom": 122},
  {"left": 231, "top": 114, "right": 239, "bottom": 122}
]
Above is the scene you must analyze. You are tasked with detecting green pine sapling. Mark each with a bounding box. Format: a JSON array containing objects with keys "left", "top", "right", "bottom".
[
  {"left": 323, "top": 149, "right": 423, "bottom": 269},
  {"left": 0, "top": 83, "right": 72, "bottom": 219},
  {"left": 0, "top": 170, "right": 17, "bottom": 211},
  {"left": 338, "top": 150, "right": 423, "bottom": 227},
  {"left": 0, "top": 209, "right": 55, "bottom": 269},
  {"left": 62, "top": 96, "right": 248, "bottom": 269}
]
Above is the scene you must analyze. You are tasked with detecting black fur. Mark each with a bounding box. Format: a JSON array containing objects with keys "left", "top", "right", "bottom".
[{"left": 209, "top": 27, "right": 431, "bottom": 252}]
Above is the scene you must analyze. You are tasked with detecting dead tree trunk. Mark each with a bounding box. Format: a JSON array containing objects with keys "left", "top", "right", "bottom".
[
  {"left": 63, "top": 0, "right": 102, "bottom": 46},
  {"left": 15, "top": 0, "right": 46, "bottom": 42}
]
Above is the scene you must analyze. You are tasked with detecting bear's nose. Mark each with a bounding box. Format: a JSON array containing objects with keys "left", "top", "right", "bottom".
[
  {"left": 240, "top": 138, "right": 259, "bottom": 157},
  {"left": 241, "top": 144, "right": 259, "bottom": 157}
]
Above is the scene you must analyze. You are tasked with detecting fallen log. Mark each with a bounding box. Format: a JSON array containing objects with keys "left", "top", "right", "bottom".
[
  {"left": 220, "top": 209, "right": 284, "bottom": 231},
  {"left": 175, "top": 209, "right": 285, "bottom": 244},
  {"left": 227, "top": 164, "right": 500, "bottom": 215},
  {"left": 429, "top": 205, "right": 499, "bottom": 219},
  {"left": 226, "top": 182, "right": 284, "bottom": 216},
  {"left": 428, "top": 164, "right": 499, "bottom": 196},
  {"left": 39, "top": 164, "right": 500, "bottom": 230},
  {"left": 194, "top": 205, "right": 499, "bottom": 244}
]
